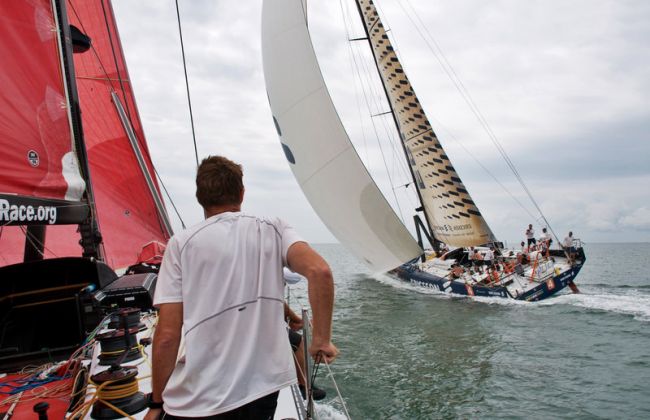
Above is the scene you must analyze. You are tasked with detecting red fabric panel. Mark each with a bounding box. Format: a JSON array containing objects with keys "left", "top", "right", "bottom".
[
  {"left": 0, "top": 225, "right": 79, "bottom": 266},
  {"left": 0, "top": 1, "right": 78, "bottom": 200},
  {"left": 0, "top": 1, "right": 85, "bottom": 265}
]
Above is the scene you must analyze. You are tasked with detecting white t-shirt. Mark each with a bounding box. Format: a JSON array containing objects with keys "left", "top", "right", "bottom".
[
  {"left": 540, "top": 232, "right": 551, "bottom": 243},
  {"left": 526, "top": 227, "right": 535, "bottom": 239},
  {"left": 484, "top": 249, "right": 494, "bottom": 261},
  {"left": 563, "top": 235, "right": 573, "bottom": 248},
  {"left": 154, "top": 212, "right": 303, "bottom": 417}
]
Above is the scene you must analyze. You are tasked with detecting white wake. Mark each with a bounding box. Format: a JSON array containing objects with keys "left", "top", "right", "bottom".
[{"left": 372, "top": 274, "right": 650, "bottom": 321}]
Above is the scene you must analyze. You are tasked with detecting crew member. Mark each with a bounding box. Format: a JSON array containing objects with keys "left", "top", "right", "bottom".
[
  {"left": 525, "top": 224, "right": 536, "bottom": 247},
  {"left": 146, "top": 156, "right": 338, "bottom": 419}
]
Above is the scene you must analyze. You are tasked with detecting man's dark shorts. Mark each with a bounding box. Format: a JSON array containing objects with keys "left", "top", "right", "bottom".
[
  {"left": 288, "top": 329, "right": 302, "bottom": 351},
  {"left": 161, "top": 391, "right": 279, "bottom": 420}
]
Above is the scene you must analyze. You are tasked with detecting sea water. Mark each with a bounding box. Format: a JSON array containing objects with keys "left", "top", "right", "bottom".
[{"left": 290, "top": 243, "right": 650, "bottom": 419}]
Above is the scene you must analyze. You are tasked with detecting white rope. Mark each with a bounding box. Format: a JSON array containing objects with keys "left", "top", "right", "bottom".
[{"left": 320, "top": 357, "right": 351, "bottom": 419}]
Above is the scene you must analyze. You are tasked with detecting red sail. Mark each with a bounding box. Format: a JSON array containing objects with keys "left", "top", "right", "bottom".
[
  {"left": 0, "top": 1, "right": 84, "bottom": 201},
  {"left": 0, "top": 1, "right": 85, "bottom": 265},
  {"left": 0, "top": 0, "right": 170, "bottom": 269},
  {"left": 68, "top": 0, "right": 170, "bottom": 268}
]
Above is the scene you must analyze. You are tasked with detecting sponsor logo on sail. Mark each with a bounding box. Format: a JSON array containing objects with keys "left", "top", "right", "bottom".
[
  {"left": 27, "top": 150, "right": 40, "bottom": 167},
  {"left": 0, "top": 199, "right": 57, "bottom": 224}
]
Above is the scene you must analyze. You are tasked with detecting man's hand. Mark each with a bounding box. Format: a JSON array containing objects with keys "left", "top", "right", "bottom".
[
  {"left": 143, "top": 408, "right": 162, "bottom": 420},
  {"left": 284, "top": 302, "right": 304, "bottom": 331},
  {"left": 309, "top": 340, "right": 339, "bottom": 364},
  {"left": 288, "top": 317, "right": 304, "bottom": 331}
]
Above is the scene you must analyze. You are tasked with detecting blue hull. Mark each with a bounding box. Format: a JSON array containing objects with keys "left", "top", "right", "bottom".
[{"left": 394, "top": 261, "right": 584, "bottom": 301}]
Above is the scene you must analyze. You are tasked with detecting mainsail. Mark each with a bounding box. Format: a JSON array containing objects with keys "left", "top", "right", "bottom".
[
  {"left": 0, "top": 1, "right": 88, "bottom": 265},
  {"left": 0, "top": 0, "right": 170, "bottom": 269},
  {"left": 262, "top": 0, "right": 422, "bottom": 272},
  {"left": 354, "top": 0, "right": 496, "bottom": 247}
]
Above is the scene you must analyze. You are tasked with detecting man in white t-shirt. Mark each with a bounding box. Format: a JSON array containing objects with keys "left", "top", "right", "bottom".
[
  {"left": 563, "top": 231, "right": 577, "bottom": 263},
  {"left": 525, "top": 224, "right": 536, "bottom": 247},
  {"left": 145, "top": 156, "right": 337, "bottom": 420},
  {"left": 539, "top": 227, "right": 552, "bottom": 254},
  {"left": 483, "top": 246, "right": 495, "bottom": 266}
]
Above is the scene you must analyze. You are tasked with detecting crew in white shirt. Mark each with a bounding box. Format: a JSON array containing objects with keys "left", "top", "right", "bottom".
[
  {"left": 525, "top": 224, "right": 536, "bottom": 247},
  {"left": 146, "top": 156, "right": 338, "bottom": 420}
]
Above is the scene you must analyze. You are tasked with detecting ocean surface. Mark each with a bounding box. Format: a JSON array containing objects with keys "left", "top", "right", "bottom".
[{"left": 287, "top": 243, "right": 650, "bottom": 419}]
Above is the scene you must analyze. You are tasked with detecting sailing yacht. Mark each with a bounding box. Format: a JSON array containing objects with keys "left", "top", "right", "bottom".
[
  {"left": 0, "top": 1, "right": 310, "bottom": 418},
  {"left": 262, "top": 0, "right": 585, "bottom": 301}
]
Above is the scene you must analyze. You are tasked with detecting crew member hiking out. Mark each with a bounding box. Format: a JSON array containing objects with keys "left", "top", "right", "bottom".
[{"left": 145, "top": 156, "right": 338, "bottom": 420}]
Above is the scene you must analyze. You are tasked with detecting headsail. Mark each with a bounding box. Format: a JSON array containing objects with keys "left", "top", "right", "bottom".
[
  {"left": 355, "top": 0, "right": 496, "bottom": 247},
  {"left": 262, "top": 0, "right": 422, "bottom": 272}
]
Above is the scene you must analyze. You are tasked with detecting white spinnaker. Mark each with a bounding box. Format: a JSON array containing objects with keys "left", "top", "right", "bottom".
[{"left": 262, "top": 0, "right": 422, "bottom": 272}]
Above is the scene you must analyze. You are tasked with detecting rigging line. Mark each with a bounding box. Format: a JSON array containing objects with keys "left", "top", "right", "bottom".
[
  {"left": 398, "top": 0, "right": 549, "bottom": 228},
  {"left": 345, "top": 3, "right": 417, "bottom": 218},
  {"left": 353, "top": 2, "right": 424, "bottom": 224},
  {"left": 342, "top": 1, "right": 372, "bottom": 164},
  {"left": 71, "top": 0, "right": 139, "bottom": 216},
  {"left": 153, "top": 167, "right": 186, "bottom": 229},
  {"left": 351, "top": 1, "right": 418, "bottom": 215},
  {"left": 355, "top": 4, "right": 416, "bottom": 221},
  {"left": 428, "top": 115, "right": 538, "bottom": 222},
  {"left": 175, "top": 0, "right": 199, "bottom": 167},
  {"left": 75, "top": 2, "right": 185, "bottom": 232},
  {"left": 321, "top": 358, "right": 351, "bottom": 419},
  {"left": 364, "top": 36, "right": 445, "bottom": 240},
  {"left": 99, "top": 0, "right": 134, "bottom": 123},
  {"left": 19, "top": 226, "right": 58, "bottom": 258},
  {"left": 339, "top": 0, "right": 407, "bottom": 222},
  {"left": 356, "top": 0, "right": 448, "bottom": 242},
  {"left": 67, "top": 1, "right": 117, "bottom": 93}
]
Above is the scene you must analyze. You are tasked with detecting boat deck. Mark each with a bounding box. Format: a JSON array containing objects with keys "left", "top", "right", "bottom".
[
  {"left": 0, "top": 313, "right": 304, "bottom": 419},
  {"left": 77, "top": 314, "right": 304, "bottom": 419}
]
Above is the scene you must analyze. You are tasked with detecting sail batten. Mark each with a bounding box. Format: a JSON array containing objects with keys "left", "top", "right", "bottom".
[
  {"left": 262, "top": 0, "right": 422, "bottom": 272},
  {"left": 355, "top": 0, "right": 496, "bottom": 247}
]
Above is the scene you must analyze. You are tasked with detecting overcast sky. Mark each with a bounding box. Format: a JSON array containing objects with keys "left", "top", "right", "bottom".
[{"left": 111, "top": 0, "right": 650, "bottom": 245}]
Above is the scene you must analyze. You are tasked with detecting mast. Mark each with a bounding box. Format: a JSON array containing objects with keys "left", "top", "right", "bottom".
[
  {"left": 53, "top": 0, "right": 104, "bottom": 260},
  {"left": 355, "top": 0, "right": 440, "bottom": 248},
  {"left": 352, "top": 0, "right": 438, "bottom": 250},
  {"left": 352, "top": 0, "right": 496, "bottom": 248}
]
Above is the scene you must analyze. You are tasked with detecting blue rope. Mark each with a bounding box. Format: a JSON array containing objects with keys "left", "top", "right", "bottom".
[{"left": 0, "top": 373, "right": 71, "bottom": 395}]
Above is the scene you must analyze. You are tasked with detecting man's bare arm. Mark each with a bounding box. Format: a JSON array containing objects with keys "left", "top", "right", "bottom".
[
  {"left": 286, "top": 242, "right": 338, "bottom": 363},
  {"left": 145, "top": 302, "right": 183, "bottom": 418}
]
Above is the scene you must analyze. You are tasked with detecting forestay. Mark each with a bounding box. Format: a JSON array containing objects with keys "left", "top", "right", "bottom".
[
  {"left": 355, "top": 0, "right": 496, "bottom": 247},
  {"left": 262, "top": 0, "right": 422, "bottom": 272}
]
